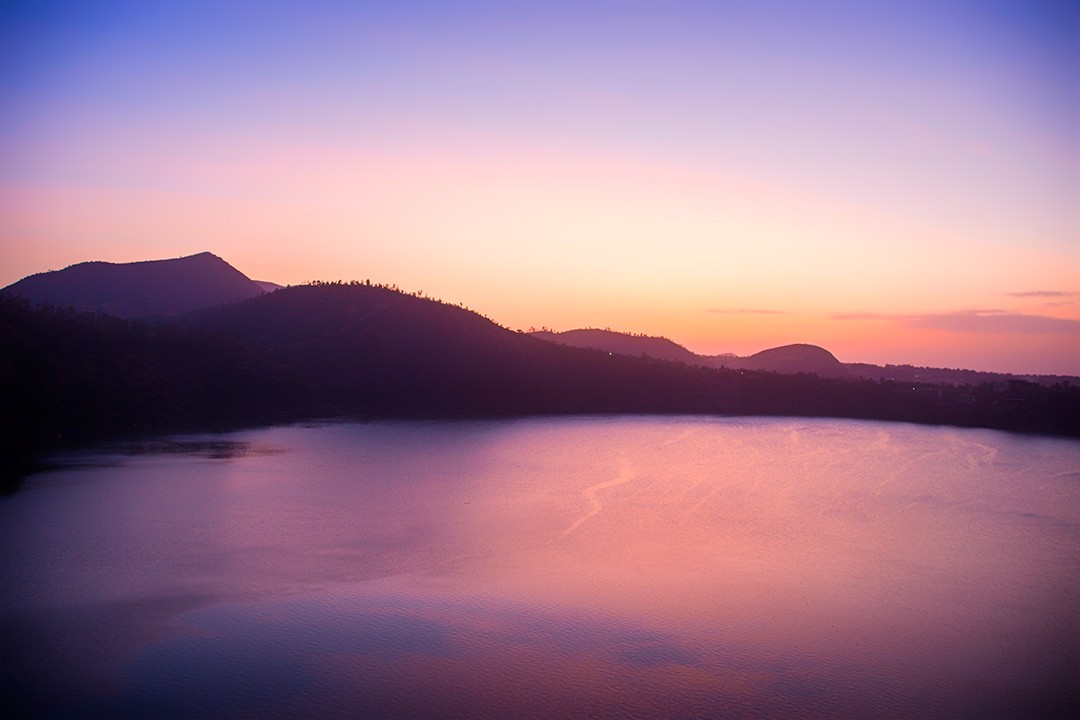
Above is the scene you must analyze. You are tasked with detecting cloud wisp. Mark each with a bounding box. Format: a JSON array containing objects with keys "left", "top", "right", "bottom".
[
  {"left": 832, "top": 310, "right": 1080, "bottom": 335},
  {"left": 1004, "top": 291, "right": 1077, "bottom": 299},
  {"left": 910, "top": 312, "right": 1080, "bottom": 334}
]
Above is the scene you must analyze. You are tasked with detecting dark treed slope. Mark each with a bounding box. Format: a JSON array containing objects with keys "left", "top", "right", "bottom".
[
  {"left": 0, "top": 284, "right": 738, "bottom": 484},
  {"left": 178, "top": 283, "right": 737, "bottom": 419},
  {"left": 3, "top": 283, "right": 1078, "bottom": 491},
  {"left": 1, "top": 252, "right": 269, "bottom": 318}
]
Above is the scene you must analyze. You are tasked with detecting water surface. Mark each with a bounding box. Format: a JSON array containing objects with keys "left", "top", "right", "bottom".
[{"left": 2, "top": 417, "right": 1078, "bottom": 718}]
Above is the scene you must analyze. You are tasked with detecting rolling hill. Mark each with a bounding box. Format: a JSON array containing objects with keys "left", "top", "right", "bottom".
[
  {"left": 730, "top": 344, "right": 847, "bottom": 378},
  {"left": 530, "top": 329, "right": 702, "bottom": 364},
  {"left": 177, "top": 282, "right": 739, "bottom": 418},
  {"left": 531, "top": 329, "right": 846, "bottom": 377}
]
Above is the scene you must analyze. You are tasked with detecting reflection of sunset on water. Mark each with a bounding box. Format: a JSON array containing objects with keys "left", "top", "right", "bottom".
[{"left": 5, "top": 418, "right": 1073, "bottom": 717}]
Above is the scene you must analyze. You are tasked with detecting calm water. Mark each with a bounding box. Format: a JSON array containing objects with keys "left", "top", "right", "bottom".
[{"left": 2, "top": 417, "right": 1078, "bottom": 719}]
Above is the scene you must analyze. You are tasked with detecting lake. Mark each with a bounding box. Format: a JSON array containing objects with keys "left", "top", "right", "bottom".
[{"left": 2, "top": 416, "right": 1078, "bottom": 718}]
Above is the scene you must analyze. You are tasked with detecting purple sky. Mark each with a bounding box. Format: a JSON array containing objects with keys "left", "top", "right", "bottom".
[{"left": 2, "top": 1, "right": 1077, "bottom": 373}]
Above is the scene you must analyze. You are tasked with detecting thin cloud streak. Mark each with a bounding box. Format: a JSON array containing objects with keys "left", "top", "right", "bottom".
[
  {"left": 911, "top": 312, "right": 1080, "bottom": 335},
  {"left": 832, "top": 308, "right": 1006, "bottom": 320},
  {"left": 1005, "top": 291, "right": 1077, "bottom": 298},
  {"left": 830, "top": 312, "right": 891, "bottom": 321},
  {"left": 832, "top": 310, "right": 1080, "bottom": 335}
]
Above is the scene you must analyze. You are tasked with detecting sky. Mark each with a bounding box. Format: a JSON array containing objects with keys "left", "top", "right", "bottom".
[{"left": 1, "top": 0, "right": 1078, "bottom": 375}]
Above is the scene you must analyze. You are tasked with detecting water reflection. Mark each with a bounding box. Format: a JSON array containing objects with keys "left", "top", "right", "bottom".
[
  {"left": 44, "top": 436, "right": 288, "bottom": 470},
  {"left": 83, "top": 591, "right": 896, "bottom": 719},
  {"left": 1, "top": 417, "right": 1078, "bottom": 718}
]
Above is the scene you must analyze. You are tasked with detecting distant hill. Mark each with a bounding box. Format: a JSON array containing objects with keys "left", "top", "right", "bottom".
[
  {"left": 727, "top": 344, "right": 847, "bottom": 378},
  {"left": 531, "top": 329, "right": 1075, "bottom": 387},
  {"left": 2, "top": 252, "right": 267, "bottom": 318},
  {"left": 532, "top": 329, "right": 845, "bottom": 377},
  {"left": 253, "top": 280, "right": 284, "bottom": 293},
  {"left": 842, "top": 362, "right": 1079, "bottom": 387},
  {"left": 531, "top": 329, "right": 701, "bottom": 364}
]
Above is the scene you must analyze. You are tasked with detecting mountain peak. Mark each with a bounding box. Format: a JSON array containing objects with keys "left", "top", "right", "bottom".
[{"left": 2, "top": 252, "right": 268, "bottom": 318}]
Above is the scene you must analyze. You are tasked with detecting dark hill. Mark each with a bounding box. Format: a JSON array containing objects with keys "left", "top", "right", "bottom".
[
  {"left": 2, "top": 252, "right": 266, "bottom": 318},
  {"left": 180, "top": 283, "right": 737, "bottom": 418},
  {"left": 728, "top": 343, "right": 847, "bottom": 378},
  {"left": 530, "top": 329, "right": 700, "bottom": 364},
  {"left": 3, "top": 281, "right": 1077, "bottom": 490}
]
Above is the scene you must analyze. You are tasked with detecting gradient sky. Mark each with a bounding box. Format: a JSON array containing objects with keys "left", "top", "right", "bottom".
[{"left": 2, "top": 0, "right": 1078, "bottom": 374}]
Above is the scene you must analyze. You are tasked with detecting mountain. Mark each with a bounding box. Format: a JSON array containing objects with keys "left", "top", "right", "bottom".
[
  {"left": 532, "top": 329, "right": 1076, "bottom": 387},
  {"left": 531, "top": 329, "right": 846, "bottom": 377},
  {"left": 2, "top": 252, "right": 268, "bottom": 318}
]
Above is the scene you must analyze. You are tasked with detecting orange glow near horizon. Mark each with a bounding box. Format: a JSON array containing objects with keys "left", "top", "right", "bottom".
[{"left": 1, "top": 3, "right": 1077, "bottom": 375}]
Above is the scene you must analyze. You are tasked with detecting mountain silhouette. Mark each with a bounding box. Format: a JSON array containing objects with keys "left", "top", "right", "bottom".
[
  {"left": 2, "top": 252, "right": 269, "bottom": 318},
  {"left": 2, "top": 260, "right": 1078, "bottom": 490},
  {"left": 532, "top": 329, "right": 845, "bottom": 377},
  {"left": 530, "top": 329, "right": 1077, "bottom": 386}
]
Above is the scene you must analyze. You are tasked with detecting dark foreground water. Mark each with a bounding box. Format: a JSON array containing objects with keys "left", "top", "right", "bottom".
[{"left": 2, "top": 417, "right": 1078, "bottom": 719}]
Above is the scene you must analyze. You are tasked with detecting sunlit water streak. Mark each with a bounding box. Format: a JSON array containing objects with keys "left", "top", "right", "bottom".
[{"left": 1, "top": 416, "right": 1077, "bottom": 718}]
